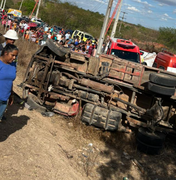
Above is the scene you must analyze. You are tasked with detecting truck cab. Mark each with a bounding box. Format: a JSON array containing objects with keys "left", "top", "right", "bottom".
[
  {"left": 107, "top": 38, "right": 141, "bottom": 63},
  {"left": 153, "top": 50, "right": 176, "bottom": 73}
]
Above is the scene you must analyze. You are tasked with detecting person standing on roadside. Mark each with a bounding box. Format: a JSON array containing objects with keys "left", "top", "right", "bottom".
[
  {"left": 6, "top": 18, "right": 11, "bottom": 30},
  {"left": 65, "top": 32, "right": 70, "bottom": 40},
  {"left": 88, "top": 42, "right": 94, "bottom": 56},
  {"left": 0, "top": 29, "right": 18, "bottom": 55},
  {"left": 40, "top": 31, "right": 48, "bottom": 45},
  {"left": 56, "top": 32, "right": 62, "bottom": 42},
  {"left": 0, "top": 44, "right": 18, "bottom": 121},
  {"left": 1, "top": 16, "right": 7, "bottom": 30}
]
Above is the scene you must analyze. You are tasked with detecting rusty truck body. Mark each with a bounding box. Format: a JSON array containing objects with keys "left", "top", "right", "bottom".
[{"left": 23, "top": 39, "right": 176, "bottom": 154}]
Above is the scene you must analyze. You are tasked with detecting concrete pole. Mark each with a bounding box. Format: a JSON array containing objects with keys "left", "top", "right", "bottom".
[
  {"left": 111, "top": 0, "right": 123, "bottom": 38},
  {"left": 0, "top": 0, "right": 4, "bottom": 9},
  {"left": 35, "top": 0, "right": 41, "bottom": 19},
  {"left": 2, "top": 0, "right": 6, "bottom": 10},
  {"left": 19, "top": 0, "right": 24, "bottom": 10},
  {"left": 96, "top": 0, "right": 114, "bottom": 57}
]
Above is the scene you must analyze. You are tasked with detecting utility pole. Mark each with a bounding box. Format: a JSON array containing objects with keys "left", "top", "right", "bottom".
[
  {"left": 2, "top": 0, "right": 6, "bottom": 10},
  {"left": 0, "top": 0, "right": 4, "bottom": 9},
  {"left": 96, "top": 0, "right": 114, "bottom": 57},
  {"left": 30, "top": 0, "right": 38, "bottom": 19},
  {"left": 119, "top": 11, "right": 127, "bottom": 33},
  {"left": 35, "top": 0, "right": 41, "bottom": 19},
  {"left": 111, "top": 0, "right": 123, "bottom": 38},
  {"left": 19, "top": 0, "right": 24, "bottom": 10}
]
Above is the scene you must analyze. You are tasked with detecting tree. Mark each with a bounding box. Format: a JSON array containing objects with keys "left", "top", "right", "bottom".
[{"left": 158, "top": 27, "right": 176, "bottom": 51}]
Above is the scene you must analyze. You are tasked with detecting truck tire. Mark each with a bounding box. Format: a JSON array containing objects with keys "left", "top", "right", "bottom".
[
  {"left": 46, "top": 39, "right": 70, "bottom": 57},
  {"left": 82, "top": 103, "right": 122, "bottom": 131},
  {"left": 148, "top": 82, "right": 175, "bottom": 96},
  {"left": 149, "top": 73, "right": 176, "bottom": 87},
  {"left": 137, "top": 127, "right": 166, "bottom": 154}
]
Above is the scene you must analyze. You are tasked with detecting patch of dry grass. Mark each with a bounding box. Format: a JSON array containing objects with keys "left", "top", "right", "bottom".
[{"left": 16, "top": 38, "right": 40, "bottom": 67}]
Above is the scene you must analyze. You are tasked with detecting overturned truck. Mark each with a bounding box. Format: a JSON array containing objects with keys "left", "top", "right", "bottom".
[{"left": 23, "top": 39, "right": 176, "bottom": 154}]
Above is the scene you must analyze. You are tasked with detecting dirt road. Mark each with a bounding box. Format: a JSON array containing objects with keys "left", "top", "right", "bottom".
[
  {"left": 0, "top": 75, "right": 91, "bottom": 180},
  {"left": 0, "top": 68, "right": 176, "bottom": 180}
]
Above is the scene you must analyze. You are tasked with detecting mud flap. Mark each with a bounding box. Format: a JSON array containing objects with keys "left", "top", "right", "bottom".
[{"left": 82, "top": 103, "right": 122, "bottom": 131}]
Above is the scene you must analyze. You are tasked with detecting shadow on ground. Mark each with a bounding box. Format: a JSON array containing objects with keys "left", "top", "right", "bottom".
[
  {"left": 95, "top": 130, "right": 176, "bottom": 180},
  {"left": 0, "top": 94, "right": 29, "bottom": 142}
]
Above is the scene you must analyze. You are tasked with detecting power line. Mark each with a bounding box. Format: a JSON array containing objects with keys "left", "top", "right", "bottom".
[
  {"left": 119, "top": 11, "right": 127, "bottom": 33},
  {"left": 91, "top": 0, "right": 107, "bottom": 12},
  {"left": 91, "top": 3, "right": 104, "bottom": 12}
]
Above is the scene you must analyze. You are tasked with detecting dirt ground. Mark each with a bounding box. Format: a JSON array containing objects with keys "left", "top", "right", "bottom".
[{"left": 0, "top": 52, "right": 176, "bottom": 180}]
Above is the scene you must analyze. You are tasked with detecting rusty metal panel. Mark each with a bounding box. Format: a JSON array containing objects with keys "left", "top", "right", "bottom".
[
  {"left": 99, "top": 56, "right": 113, "bottom": 67},
  {"left": 87, "top": 56, "right": 99, "bottom": 76},
  {"left": 70, "top": 53, "right": 87, "bottom": 62},
  {"left": 108, "top": 57, "right": 144, "bottom": 85},
  {"left": 80, "top": 78, "right": 114, "bottom": 93}
]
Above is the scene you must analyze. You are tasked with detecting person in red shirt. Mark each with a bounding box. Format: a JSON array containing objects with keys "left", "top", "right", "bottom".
[{"left": 88, "top": 42, "right": 94, "bottom": 56}]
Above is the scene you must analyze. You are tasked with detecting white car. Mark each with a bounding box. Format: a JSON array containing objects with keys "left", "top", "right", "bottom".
[
  {"left": 31, "top": 17, "right": 43, "bottom": 24},
  {"left": 140, "top": 50, "right": 156, "bottom": 67}
]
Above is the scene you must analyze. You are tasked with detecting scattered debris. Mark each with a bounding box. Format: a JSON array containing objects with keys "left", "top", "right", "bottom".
[
  {"left": 68, "top": 122, "right": 74, "bottom": 128},
  {"left": 123, "top": 177, "right": 129, "bottom": 180},
  {"left": 17, "top": 82, "right": 23, "bottom": 88},
  {"left": 41, "top": 111, "right": 55, "bottom": 117},
  {"left": 79, "top": 143, "right": 99, "bottom": 176},
  {"left": 122, "top": 152, "right": 145, "bottom": 174},
  {"left": 122, "top": 152, "right": 132, "bottom": 160},
  {"left": 24, "top": 102, "right": 33, "bottom": 111},
  {"left": 131, "top": 159, "right": 145, "bottom": 174},
  {"left": 57, "top": 143, "right": 73, "bottom": 159}
]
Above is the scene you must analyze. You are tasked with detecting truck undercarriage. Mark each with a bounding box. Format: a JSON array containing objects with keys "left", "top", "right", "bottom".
[{"left": 23, "top": 39, "right": 176, "bottom": 154}]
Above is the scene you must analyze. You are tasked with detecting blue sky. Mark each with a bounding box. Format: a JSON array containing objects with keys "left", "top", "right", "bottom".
[{"left": 60, "top": 0, "right": 176, "bottom": 30}]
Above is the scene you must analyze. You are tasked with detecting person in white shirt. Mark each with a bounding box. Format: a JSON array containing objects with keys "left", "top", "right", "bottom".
[
  {"left": 56, "top": 32, "right": 62, "bottom": 42},
  {"left": 65, "top": 32, "right": 71, "bottom": 40},
  {"left": 48, "top": 32, "right": 52, "bottom": 39},
  {"left": 23, "top": 22, "right": 29, "bottom": 31}
]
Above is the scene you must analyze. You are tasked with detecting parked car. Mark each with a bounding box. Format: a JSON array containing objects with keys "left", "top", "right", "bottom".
[
  {"left": 65, "top": 29, "right": 73, "bottom": 36},
  {"left": 140, "top": 49, "right": 156, "bottom": 67},
  {"left": 53, "top": 25, "right": 63, "bottom": 33},
  {"left": 31, "top": 17, "right": 43, "bottom": 24},
  {"left": 72, "top": 29, "right": 96, "bottom": 42},
  {"left": 23, "top": 39, "right": 176, "bottom": 155},
  {"left": 153, "top": 50, "right": 176, "bottom": 73},
  {"left": 21, "top": 16, "right": 30, "bottom": 23}
]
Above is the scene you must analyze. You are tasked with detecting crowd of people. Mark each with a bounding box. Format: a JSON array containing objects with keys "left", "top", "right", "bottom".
[{"left": 0, "top": 10, "right": 100, "bottom": 56}]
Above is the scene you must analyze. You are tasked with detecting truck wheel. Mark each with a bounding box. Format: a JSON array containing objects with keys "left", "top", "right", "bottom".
[
  {"left": 46, "top": 39, "right": 70, "bottom": 57},
  {"left": 149, "top": 73, "right": 176, "bottom": 87},
  {"left": 141, "top": 62, "right": 147, "bottom": 66},
  {"left": 137, "top": 127, "right": 166, "bottom": 154},
  {"left": 148, "top": 82, "right": 175, "bottom": 96}
]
